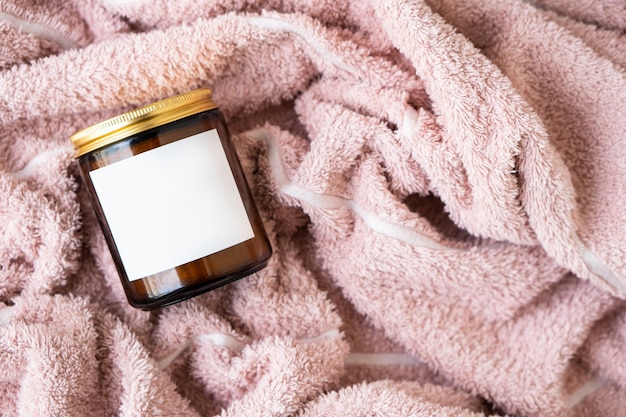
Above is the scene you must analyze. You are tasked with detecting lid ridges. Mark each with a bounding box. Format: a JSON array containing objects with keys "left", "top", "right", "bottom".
[{"left": 70, "top": 89, "right": 217, "bottom": 156}]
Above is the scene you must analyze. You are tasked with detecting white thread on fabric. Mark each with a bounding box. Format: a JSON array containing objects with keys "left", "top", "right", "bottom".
[
  {"left": 196, "top": 333, "right": 246, "bottom": 352},
  {"left": 0, "top": 11, "right": 78, "bottom": 50},
  {"left": 101, "top": 0, "right": 143, "bottom": 5},
  {"left": 245, "top": 16, "right": 355, "bottom": 75},
  {"left": 579, "top": 242, "right": 626, "bottom": 297},
  {"left": 247, "top": 129, "right": 459, "bottom": 252},
  {"left": 565, "top": 375, "right": 607, "bottom": 410},
  {"left": 0, "top": 304, "right": 14, "bottom": 327},
  {"left": 157, "top": 333, "right": 246, "bottom": 370},
  {"left": 156, "top": 329, "right": 341, "bottom": 370},
  {"left": 297, "top": 328, "right": 341, "bottom": 344},
  {"left": 157, "top": 327, "right": 426, "bottom": 372},
  {"left": 345, "top": 352, "right": 425, "bottom": 366},
  {"left": 10, "top": 148, "right": 63, "bottom": 181},
  {"left": 296, "top": 328, "right": 427, "bottom": 368},
  {"left": 400, "top": 107, "right": 419, "bottom": 140}
]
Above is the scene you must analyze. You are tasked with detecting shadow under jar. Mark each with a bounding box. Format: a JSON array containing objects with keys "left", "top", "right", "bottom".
[{"left": 71, "top": 89, "right": 272, "bottom": 309}]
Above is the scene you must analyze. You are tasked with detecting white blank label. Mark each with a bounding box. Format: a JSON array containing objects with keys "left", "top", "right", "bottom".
[{"left": 90, "top": 129, "right": 255, "bottom": 281}]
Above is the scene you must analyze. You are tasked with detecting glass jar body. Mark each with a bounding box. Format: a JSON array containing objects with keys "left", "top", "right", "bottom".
[{"left": 78, "top": 109, "right": 272, "bottom": 309}]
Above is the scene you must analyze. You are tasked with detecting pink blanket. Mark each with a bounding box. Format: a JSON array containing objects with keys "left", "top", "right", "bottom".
[{"left": 1, "top": 0, "right": 625, "bottom": 416}]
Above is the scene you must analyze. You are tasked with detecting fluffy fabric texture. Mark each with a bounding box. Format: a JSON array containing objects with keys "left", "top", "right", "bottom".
[{"left": 1, "top": 0, "right": 625, "bottom": 416}]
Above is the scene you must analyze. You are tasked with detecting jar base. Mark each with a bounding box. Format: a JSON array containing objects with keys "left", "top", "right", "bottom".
[{"left": 128, "top": 249, "right": 272, "bottom": 310}]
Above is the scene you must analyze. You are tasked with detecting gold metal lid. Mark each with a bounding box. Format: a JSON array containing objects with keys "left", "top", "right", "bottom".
[{"left": 71, "top": 88, "right": 218, "bottom": 157}]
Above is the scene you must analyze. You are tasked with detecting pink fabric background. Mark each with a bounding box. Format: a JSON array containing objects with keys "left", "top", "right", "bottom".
[{"left": 0, "top": 0, "right": 625, "bottom": 415}]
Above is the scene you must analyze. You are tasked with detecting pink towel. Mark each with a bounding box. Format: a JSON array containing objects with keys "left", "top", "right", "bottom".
[{"left": 1, "top": 0, "right": 625, "bottom": 416}]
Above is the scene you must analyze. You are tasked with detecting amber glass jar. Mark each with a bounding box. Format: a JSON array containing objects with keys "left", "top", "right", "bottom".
[{"left": 71, "top": 89, "right": 272, "bottom": 309}]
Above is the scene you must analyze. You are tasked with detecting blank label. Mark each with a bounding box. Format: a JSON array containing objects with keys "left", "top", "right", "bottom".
[{"left": 90, "top": 129, "right": 254, "bottom": 281}]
